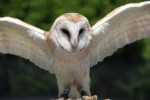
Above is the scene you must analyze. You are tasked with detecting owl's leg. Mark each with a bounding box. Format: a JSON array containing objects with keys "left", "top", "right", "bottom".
[
  {"left": 57, "top": 81, "right": 70, "bottom": 99},
  {"left": 80, "top": 90, "right": 88, "bottom": 97},
  {"left": 77, "top": 74, "right": 91, "bottom": 97},
  {"left": 77, "top": 80, "right": 97, "bottom": 100},
  {"left": 79, "top": 89, "right": 97, "bottom": 100},
  {"left": 78, "top": 87, "right": 91, "bottom": 97},
  {"left": 60, "top": 88, "right": 70, "bottom": 99},
  {"left": 78, "top": 88, "right": 96, "bottom": 100}
]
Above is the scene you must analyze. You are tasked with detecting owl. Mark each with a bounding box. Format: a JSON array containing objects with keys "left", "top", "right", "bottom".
[{"left": 0, "top": 1, "right": 150, "bottom": 100}]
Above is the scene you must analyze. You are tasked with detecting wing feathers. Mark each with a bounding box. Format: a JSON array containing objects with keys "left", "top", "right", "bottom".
[
  {"left": 0, "top": 17, "right": 44, "bottom": 33},
  {"left": 0, "top": 17, "right": 54, "bottom": 73},
  {"left": 90, "top": 1, "right": 150, "bottom": 66}
]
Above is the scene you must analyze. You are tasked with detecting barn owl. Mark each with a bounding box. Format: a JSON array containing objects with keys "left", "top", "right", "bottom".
[{"left": 0, "top": 1, "right": 150, "bottom": 99}]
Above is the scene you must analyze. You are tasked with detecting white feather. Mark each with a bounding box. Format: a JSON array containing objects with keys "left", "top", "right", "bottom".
[
  {"left": 0, "top": 17, "right": 55, "bottom": 73},
  {"left": 27, "top": 29, "right": 46, "bottom": 40},
  {"left": 90, "top": 1, "right": 150, "bottom": 67}
]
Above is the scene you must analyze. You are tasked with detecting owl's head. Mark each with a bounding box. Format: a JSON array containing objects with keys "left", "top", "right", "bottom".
[{"left": 50, "top": 13, "right": 92, "bottom": 52}]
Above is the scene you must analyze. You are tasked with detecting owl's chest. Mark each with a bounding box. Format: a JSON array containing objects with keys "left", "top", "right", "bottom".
[
  {"left": 52, "top": 46, "right": 90, "bottom": 64},
  {"left": 54, "top": 57, "right": 90, "bottom": 85}
]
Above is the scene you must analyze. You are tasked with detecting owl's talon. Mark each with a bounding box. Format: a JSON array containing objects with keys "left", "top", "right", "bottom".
[
  {"left": 82, "top": 95, "right": 97, "bottom": 100},
  {"left": 80, "top": 90, "right": 87, "bottom": 97},
  {"left": 60, "top": 88, "right": 70, "bottom": 100},
  {"left": 66, "top": 98, "right": 72, "bottom": 100},
  {"left": 57, "top": 97, "right": 64, "bottom": 100}
]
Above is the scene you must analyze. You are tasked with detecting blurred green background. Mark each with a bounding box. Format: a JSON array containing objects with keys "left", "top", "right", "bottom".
[{"left": 0, "top": 0, "right": 150, "bottom": 99}]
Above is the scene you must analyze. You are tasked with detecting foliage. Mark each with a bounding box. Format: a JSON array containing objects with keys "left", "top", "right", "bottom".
[{"left": 0, "top": 0, "right": 150, "bottom": 99}]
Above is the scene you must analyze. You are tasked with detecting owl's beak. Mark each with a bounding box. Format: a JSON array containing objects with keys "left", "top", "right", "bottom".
[
  {"left": 71, "top": 39, "right": 78, "bottom": 51},
  {"left": 72, "top": 45, "right": 77, "bottom": 50}
]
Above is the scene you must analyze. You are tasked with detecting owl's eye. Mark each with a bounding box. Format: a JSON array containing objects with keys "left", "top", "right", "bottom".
[
  {"left": 61, "top": 28, "right": 70, "bottom": 39},
  {"left": 79, "top": 28, "right": 84, "bottom": 36}
]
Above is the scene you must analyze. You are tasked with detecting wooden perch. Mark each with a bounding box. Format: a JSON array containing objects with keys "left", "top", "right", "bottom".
[{"left": 56, "top": 95, "right": 110, "bottom": 100}]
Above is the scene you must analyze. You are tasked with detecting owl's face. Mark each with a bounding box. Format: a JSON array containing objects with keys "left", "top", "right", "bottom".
[{"left": 50, "top": 13, "right": 92, "bottom": 52}]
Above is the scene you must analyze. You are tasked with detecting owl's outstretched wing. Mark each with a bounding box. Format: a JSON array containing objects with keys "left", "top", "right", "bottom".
[
  {"left": 90, "top": 1, "right": 150, "bottom": 67},
  {"left": 0, "top": 17, "right": 54, "bottom": 73}
]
